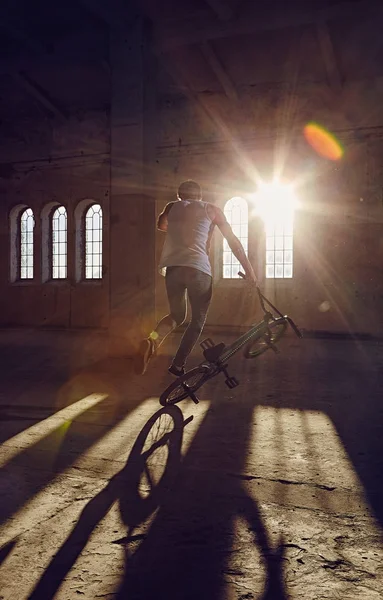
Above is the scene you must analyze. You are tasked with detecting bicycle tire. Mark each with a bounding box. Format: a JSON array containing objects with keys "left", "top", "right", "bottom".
[
  {"left": 159, "top": 365, "right": 214, "bottom": 406},
  {"left": 244, "top": 319, "right": 288, "bottom": 358}
]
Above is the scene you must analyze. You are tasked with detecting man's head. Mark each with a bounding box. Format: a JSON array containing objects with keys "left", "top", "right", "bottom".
[{"left": 177, "top": 180, "right": 202, "bottom": 201}]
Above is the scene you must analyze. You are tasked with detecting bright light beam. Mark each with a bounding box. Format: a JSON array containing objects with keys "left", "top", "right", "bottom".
[
  {"left": 0, "top": 394, "right": 108, "bottom": 467},
  {"left": 251, "top": 181, "right": 298, "bottom": 225}
]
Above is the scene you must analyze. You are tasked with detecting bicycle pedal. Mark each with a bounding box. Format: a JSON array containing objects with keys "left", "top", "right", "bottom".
[
  {"left": 200, "top": 337, "right": 215, "bottom": 350},
  {"left": 181, "top": 383, "right": 200, "bottom": 404},
  {"left": 188, "top": 389, "right": 200, "bottom": 404},
  {"left": 225, "top": 376, "right": 239, "bottom": 389}
]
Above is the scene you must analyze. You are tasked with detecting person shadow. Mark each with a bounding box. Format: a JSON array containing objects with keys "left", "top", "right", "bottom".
[
  {"left": 27, "top": 405, "right": 192, "bottom": 600},
  {"left": 116, "top": 385, "right": 290, "bottom": 600}
]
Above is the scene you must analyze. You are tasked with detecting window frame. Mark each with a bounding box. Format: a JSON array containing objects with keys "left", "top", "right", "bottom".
[
  {"left": 83, "top": 203, "right": 103, "bottom": 281},
  {"left": 19, "top": 207, "right": 35, "bottom": 281},
  {"left": 264, "top": 216, "right": 294, "bottom": 280},
  {"left": 51, "top": 205, "right": 68, "bottom": 281},
  {"left": 221, "top": 196, "right": 249, "bottom": 281}
]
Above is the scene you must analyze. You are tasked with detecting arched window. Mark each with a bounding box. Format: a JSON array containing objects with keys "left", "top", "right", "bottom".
[
  {"left": 52, "top": 206, "right": 67, "bottom": 279},
  {"left": 20, "top": 208, "right": 35, "bottom": 280},
  {"left": 85, "top": 204, "right": 102, "bottom": 279},
  {"left": 223, "top": 197, "right": 248, "bottom": 279}
]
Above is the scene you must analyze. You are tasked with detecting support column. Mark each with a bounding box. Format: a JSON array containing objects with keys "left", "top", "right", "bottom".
[{"left": 109, "top": 19, "right": 157, "bottom": 355}]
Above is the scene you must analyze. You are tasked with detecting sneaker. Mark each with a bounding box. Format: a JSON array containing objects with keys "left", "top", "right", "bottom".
[
  {"left": 168, "top": 363, "right": 186, "bottom": 377},
  {"left": 135, "top": 338, "right": 155, "bottom": 375}
]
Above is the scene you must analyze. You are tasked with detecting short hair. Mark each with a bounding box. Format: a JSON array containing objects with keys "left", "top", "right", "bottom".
[{"left": 177, "top": 180, "right": 202, "bottom": 201}]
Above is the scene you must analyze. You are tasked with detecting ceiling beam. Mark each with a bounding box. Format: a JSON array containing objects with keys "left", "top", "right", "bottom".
[
  {"left": 12, "top": 72, "right": 66, "bottom": 119},
  {"left": 316, "top": 22, "right": 342, "bottom": 92},
  {"left": 154, "top": 1, "right": 379, "bottom": 51},
  {"left": 204, "top": 0, "right": 234, "bottom": 21},
  {"left": 200, "top": 41, "right": 238, "bottom": 101}
]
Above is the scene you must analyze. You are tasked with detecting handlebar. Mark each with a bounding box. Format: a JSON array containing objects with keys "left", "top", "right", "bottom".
[{"left": 238, "top": 271, "right": 302, "bottom": 338}]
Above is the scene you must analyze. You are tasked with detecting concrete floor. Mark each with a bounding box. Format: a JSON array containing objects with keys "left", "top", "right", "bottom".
[{"left": 0, "top": 330, "right": 382, "bottom": 600}]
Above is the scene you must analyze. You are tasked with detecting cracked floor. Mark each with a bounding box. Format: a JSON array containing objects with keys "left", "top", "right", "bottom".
[{"left": 0, "top": 331, "right": 382, "bottom": 599}]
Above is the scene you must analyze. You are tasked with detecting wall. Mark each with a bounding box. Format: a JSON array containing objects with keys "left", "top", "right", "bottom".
[
  {"left": 0, "top": 111, "right": 110, "bottom": 329},
  {"left": 153, "top": 78, "right": 383, "bottom": 337},
  {"left": 0, "top": 20, "right": 158, "bottom": 354}
]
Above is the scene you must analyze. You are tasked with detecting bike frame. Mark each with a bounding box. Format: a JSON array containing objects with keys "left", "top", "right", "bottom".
[
  {"left": 160, "top": 283, "right": 302, "bottom": 406},
  {"left": 202, "top": 285, "right": 301, "bottom": 368},
  {"left": 217, "top": 315, "right": 279, "bottom": 365}
]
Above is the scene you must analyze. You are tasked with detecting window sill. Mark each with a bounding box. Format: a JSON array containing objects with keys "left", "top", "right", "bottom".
[
  {"left": 44, "top": 279, "right": 70, "bottom": 286},
  {"left": 10, "top": 280, "right": 36, "bottom": 286},
  {"left": 77, "top": 279, "right": 104, "bottom": 285}
]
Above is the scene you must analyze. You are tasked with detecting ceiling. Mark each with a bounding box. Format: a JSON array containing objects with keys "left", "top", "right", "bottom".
[{"left": 0, "top": 0, "right": 382, "bottom": 122}]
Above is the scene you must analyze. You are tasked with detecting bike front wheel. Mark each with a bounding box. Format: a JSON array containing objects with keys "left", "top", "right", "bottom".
[
  {"left": 159, "top": 365, "right": 214, "bottom": 406},
  {"left": 244, "top": 319, "right": 288, "bottom": 359}
]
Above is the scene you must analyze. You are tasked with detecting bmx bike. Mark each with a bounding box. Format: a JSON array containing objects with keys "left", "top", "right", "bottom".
[{"left": 159, "top": 273, "right": 302, "bottom": 407}]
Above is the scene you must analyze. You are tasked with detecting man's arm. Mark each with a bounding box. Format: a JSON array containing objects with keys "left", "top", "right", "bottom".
[
  {"left": 157, "top": 202, "right": 175, "bottom": 232},
  {"left": 209, "top": 205, "right": 257, "bottom": 283}
]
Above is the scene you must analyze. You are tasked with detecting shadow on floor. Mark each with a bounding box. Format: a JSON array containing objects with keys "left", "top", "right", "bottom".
[
  {"left": 27, "top": 406, "right": 189, "bottom": 600},
  {"left": 115, "top": 390, "right": 289, "bottom": 600},
  {"left": 0, "top": 354, "right": 171, "bottom": 528},
  {"left": 3, "top": 337, "right": 383, "bottom": 599},
  {"left": 240, "top": 338, "right": 383, "bottom": 527},
  {"left": 0, "top": 539, "right": 17, "bottom": 567}
]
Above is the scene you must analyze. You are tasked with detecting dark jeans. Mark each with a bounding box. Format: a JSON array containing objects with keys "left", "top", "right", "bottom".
[{"left": 154, "top": 266, "right": 212, "bottom": 368}]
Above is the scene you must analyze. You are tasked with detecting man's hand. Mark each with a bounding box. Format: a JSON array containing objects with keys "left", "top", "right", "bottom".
[
  {"left": 239, "top": 271, "right": 258, "bottom": 285},
  {"left": 244, "top": 271, "right": 258, "bottom": 285}
]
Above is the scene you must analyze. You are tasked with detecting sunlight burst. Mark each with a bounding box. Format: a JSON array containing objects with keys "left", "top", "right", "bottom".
[{"left": 251, "top": 181, "right": 298, "bottom": 225}]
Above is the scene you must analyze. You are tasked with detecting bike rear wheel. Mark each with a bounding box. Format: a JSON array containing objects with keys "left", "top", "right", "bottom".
[
  {"left": 159, "top": 365, "right": 214, "bottom": 406},
  {"left": 244, "top": 319, "right": 288, "bottom": 358}
]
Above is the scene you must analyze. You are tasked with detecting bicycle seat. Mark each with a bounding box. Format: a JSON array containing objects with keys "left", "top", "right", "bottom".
[{"left": 203, "top": 342, "right": 226, "bottom": 363}]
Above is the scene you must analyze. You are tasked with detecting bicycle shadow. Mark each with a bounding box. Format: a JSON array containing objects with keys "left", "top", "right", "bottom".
[
  {"left": 0, "top": 355, "right": 172, "bottom": 530},
  {"left": 0, "top": 539, "right": 17, "bottom": 567},
  {"left": 116, "top": 392, "right": 289, "bottom": 600},
  {"left": 27, "top": 405, "right": 191, "bottom": 600}
]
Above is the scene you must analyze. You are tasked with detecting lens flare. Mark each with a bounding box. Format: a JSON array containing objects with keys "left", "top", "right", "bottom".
[{"left": 303, "top": 122, "right": 343, "bottom": 161}]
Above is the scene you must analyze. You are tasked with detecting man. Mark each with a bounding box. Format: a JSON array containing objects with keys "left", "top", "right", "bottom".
[{"left": 135, "top": 180, "right": 257, "bottom": 375}]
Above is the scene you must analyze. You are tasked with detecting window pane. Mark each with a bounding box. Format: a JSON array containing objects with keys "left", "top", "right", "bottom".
[
  {"left": 52, "top": 206, "right": 67, "bottom": 279},
  {"left": 284, "top": 250, "right": 293, "bottom": 264},
  {"left": 20, "top": 208, "right": 34, "bottom": 280},
  {"left": 264, "top": 219, "right": 294, "bottom": 279},
  {"left": 85, "top": 204, "right": 103, "bottom": 279},
  {"left": 223, "top": 197, "right": 248, "bottom": 280},
  {"left": 284, "top": 236, "right": 293, "bottom": 250},
  {"left": 223, "top": 265, "right": 232, "bottom": 278},
  {"left": 284, "top": 264, "right": 293, "bottom": 278}
]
